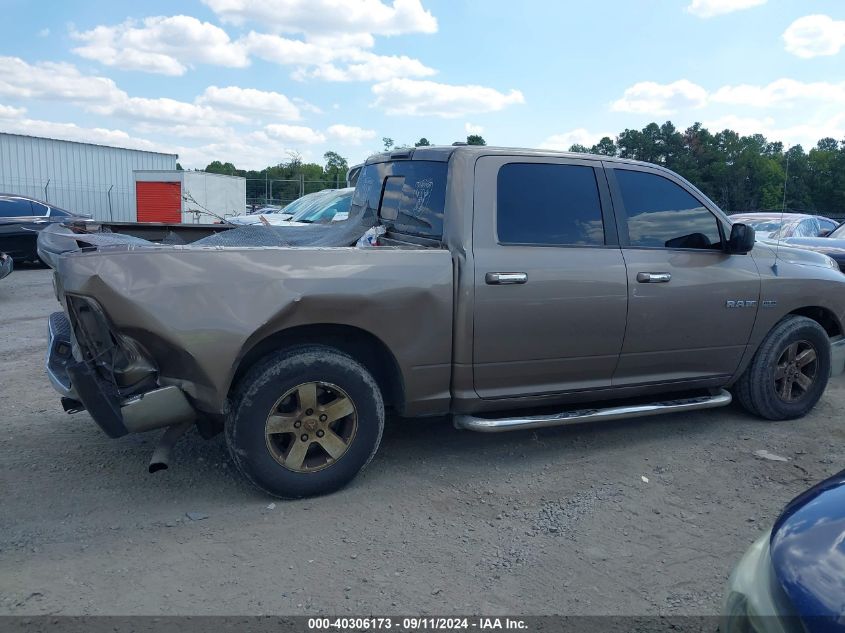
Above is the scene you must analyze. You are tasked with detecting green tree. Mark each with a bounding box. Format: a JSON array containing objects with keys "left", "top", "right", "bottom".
[
  {"left": 205, "top": 160, "right": 238, "bottom": 175},
  {"left": 591, "top": 137, "right": 617, "bottom": 156},
  {"left": 415, "top": 137, "right": 431, "bottom": 147},
  {"left": 323, "top": 150, "right": 348, "bottom": 186},
  {"left": 383, "top": 137, "right": 395, "bottom": 151},
  {"left": 466, "top": 134, "right": 486, "bottom": 146}
]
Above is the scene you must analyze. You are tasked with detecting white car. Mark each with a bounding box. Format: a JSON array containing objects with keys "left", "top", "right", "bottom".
[{"left": 227, "top": 190, "right": 335, "bottom": 226}]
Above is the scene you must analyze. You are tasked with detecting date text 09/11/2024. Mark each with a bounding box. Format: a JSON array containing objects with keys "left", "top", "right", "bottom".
[{"left": 307, "top": 617, "right": 528, "bottom": 630}]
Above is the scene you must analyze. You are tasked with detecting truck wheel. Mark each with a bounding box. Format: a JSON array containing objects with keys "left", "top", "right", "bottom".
[
  {"left": 226, "top": 345, "right": 384, "bottom": 498},
  {"left": 734, "top": 316, "right": 830, "bottom": 421}
]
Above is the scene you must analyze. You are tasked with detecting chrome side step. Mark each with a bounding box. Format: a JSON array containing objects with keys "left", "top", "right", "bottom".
[{"left": 454, "top": 389, "right": 732, "bottom": 433}]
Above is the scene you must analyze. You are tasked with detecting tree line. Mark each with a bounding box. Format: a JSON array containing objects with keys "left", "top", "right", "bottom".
[
  {"left": 569, "top": 121, "right": 845, "bottom": 217},
  {"left": 203, "top": 121, "right": 845, "bottom": 217}
]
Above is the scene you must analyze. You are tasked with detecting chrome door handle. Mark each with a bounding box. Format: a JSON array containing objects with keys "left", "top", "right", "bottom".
[
  {"left": 486, "top": 272, "right": 527, "bottom": 285},
  {"left": 636, "top": 272, "right": 671, "bottom": 283}
]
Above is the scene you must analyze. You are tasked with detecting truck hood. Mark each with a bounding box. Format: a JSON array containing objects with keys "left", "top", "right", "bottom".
[{"left": 753, "top": 241, "right": 841, "bottom": 271}]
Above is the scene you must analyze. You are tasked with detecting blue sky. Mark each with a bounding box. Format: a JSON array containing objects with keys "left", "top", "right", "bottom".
[{"left": 0, "top": 0, "right": 844, "bottom": 169}]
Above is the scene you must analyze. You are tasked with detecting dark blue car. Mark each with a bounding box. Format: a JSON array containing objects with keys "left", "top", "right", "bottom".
[{"left": 723, "top": 469, "right": 845, "bottom": 632}]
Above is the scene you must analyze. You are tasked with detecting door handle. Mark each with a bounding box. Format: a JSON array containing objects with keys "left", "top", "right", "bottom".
[
  {"left": 636, "top": 272, "right": 671, "bottom": 283},
  {"left": 486, "top": 272, "right": 527, "bottom": 285}
]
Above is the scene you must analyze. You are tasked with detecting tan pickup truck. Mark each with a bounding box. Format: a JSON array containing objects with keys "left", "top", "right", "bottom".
[{"left": 41, "top": 145, "right": 845, "bottom": 498}]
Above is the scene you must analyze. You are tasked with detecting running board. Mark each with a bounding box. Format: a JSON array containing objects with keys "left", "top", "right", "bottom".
[{"left": 453, "top": 389, "right": 732, "bottom": 433}]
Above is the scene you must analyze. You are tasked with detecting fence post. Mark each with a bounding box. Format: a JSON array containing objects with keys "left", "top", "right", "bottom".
[
  {"left": 299, "top": 174, "right": 304, "bottom": 198},
  {"left": 44, "top": 179, "right": 50, "bottom": 203},
  {"left": 107, "top": 184, "right": 114, "bottom": 221}
]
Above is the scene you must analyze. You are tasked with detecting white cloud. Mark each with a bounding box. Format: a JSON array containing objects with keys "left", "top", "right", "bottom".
[
  {"left": 325, "top": 124, "right": 377, "bottom": 145},
  {"left": 686, "top": 0, "right": 767, "bottom": 18},
  {"left": 0, "top": 56, "right": 123, "bottom": 103},
  {"left": 465, "top": 122, "right": 484, "bottom": 135},
  {"left": 372, "top": 78, "right": 525, "bottom": 118},
  {"left": 71, "top": 15, "right": 249, "bottom": 76},
  {"left": 203, "top": 0, "right": 437, "bottom": 36},
  {"left": 611, "top": 80, "right": 708, "bottom": 114},
  {"left": 197, "top": 85, "right": 301, "bottom": 120},
  {"left": 242, "top": 31, "right": 435, "bottom": 82},
  {"left": 0, "top": 104, "right": 27, "bottom": 118},
  {"left": 0, "top": 58, "right": 304, "bottom": 128},
  {"left": 783, "top": 14, "right": 845, "bottom": 59},
  {"left": 539, "top": 128, "right": 613, "bottom": 151},
  {"left": 712, "top": 79, "right": 845, "bottom": 107},
  {"left": 240, "top": 31, "right": 335, "bottom": 66},
  {"left": 0, "top": 104, "right": 162, "bottom": 151},
  {"left": 292, "top": 53, "right": 436, "bottom": 82},
  {"left": 37, "top": 28, "right": 50, "bottom": 37},
  {"left": 133, "top": 122, "right": 236, "bottom": 142},
  {"left": 703, "top": 113, "right": 845, "bottom": 149},
  {"left": 71, "top": 19, "right": 436, "bottom": 82},
  {"left": 265, "top": 124, "right": 326, "bottom": 144},
  {"left": 175, "top": 130, "right": 299, "bottom": 171}
]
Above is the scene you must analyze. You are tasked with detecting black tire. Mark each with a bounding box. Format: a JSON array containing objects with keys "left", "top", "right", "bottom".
[
  {"left": 734, "top": 316, "right": 830, "bottom": 420},
  {"left": 226, "top": 345, "right": 384, "bottom": 498}
]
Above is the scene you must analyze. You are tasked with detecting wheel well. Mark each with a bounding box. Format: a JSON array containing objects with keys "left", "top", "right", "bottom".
[
  {"left": 789, "top": 306, "right": 843, "bottom": 338},
  {"left": 230, "top": 324, "right": 405, "bottom": 413}
]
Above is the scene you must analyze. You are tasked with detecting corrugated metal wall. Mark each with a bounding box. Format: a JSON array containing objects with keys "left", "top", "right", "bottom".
[{"left": 0, "top": 133, "right": 177, "bottom": 221}]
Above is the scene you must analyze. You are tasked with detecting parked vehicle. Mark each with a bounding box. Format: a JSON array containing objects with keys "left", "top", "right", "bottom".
[
  {"left": 227, "top": 190, "right": 335, "bottom": 226},
  {"left": 729, "top": 212, "right": 839, "bottom": 240},
  {"left": 722, "top": 468, "right": 845, "bottom": 633},
  {"left": 0, "top": 193, "right": 90, "bottom": 262},
  {"left": 768, "top": 222, "right": 845, "bottom": 273},
  {"left": 285, "top": 188, "right": 353, "bottom": 225},
  {"left": 41, "top": 146, "right": 845, "bottom": 498},
  {"left": 0, "top": 252, "right": 12, "bottom": 280}
]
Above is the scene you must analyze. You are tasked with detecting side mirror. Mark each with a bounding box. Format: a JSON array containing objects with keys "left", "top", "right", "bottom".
[{"left": 728, "top": 223, "right": 755, "bottom": 254}]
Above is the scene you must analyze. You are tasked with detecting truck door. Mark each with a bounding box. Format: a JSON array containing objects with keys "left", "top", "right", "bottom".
[
  {"left": 605, "top": 163, "right": 760, "bottom": 386},
  {"left": 471, "top": 156, "right": 628, "bottom": 399}
]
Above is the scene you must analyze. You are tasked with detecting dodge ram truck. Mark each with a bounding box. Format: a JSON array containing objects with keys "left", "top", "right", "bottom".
[{"left": 42, "top": 145, "right": 845, "bottom": 498}]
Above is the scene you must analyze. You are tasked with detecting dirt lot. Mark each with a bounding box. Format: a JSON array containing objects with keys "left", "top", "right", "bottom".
[{"left": 1, "top": 266, "right": 844, "bottom": 616}]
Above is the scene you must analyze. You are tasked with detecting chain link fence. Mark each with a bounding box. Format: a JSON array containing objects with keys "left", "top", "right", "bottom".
[
  {"left": 245, "top": 178, "right": 344, "bottom": 209},
  {"left": 0, "top": 176, "right": 133, "bottom": 221}
]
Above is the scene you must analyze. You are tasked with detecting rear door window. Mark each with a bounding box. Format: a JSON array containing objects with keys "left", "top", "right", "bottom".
[
  {"left": 0, "top": 197, "right": 33, "bottom": 218},
  {"left": 497, "top": 163, "right": 605, "bottom": 246}
]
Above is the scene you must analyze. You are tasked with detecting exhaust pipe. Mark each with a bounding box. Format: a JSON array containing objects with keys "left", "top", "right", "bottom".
[{"left": 148, "top": 421, "right": 193, "bottom": 473}]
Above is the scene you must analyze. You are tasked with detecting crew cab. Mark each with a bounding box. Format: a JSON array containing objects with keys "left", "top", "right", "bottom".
[{"left": 42, "top": 146, "right": 845, "bottom": 498}]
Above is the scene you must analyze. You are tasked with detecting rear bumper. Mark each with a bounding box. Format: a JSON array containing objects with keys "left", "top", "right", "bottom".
[
  {"left": 831, "top": 336, "right": 845, "bottom": 377},
  {"left": 46, "top": 311, "right": 195, "bottom": 437}
]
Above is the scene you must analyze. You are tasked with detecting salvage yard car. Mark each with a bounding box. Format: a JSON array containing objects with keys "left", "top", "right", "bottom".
[
  {"left": 723, "top": 468, "right": 845, "bottom": 633},
  {"left": 40, "top": 145, "right": 845, "bottom": 498},
  {"left": 0, "top": 193, "right": 89, "bottom": 262}
]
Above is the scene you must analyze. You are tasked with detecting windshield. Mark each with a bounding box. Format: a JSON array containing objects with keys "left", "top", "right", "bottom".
[
  {"left": 291, "top": 189, "right": 353, "bottom": 223},
  {"left": 275, "top": 190, "right": 333, "bottom": 216}
]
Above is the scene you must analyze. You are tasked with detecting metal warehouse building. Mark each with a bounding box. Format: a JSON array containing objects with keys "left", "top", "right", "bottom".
[{"left": 0, "top": 132, "right": 177, "bottom": 222}]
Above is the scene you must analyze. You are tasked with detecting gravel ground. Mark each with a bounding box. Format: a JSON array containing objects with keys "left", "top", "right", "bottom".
[{"left": 2, "top": 267, "right": 844, "bottom": 616}]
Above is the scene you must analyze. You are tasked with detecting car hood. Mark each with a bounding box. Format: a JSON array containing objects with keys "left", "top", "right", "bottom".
[
  {"left": 228, "top": 213, "right": 294, "bottom": 225},
  {"left": 778, "top": 237, "right": 845, "bottom": 259},
  {"left": 770, "top": 468, "right": 845, "bottom": 628}
]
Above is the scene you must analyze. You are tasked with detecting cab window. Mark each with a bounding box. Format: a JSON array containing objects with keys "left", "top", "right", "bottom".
[
  {"left": 496, "top": 163, "right": 605, "bottom": 246},
  {"left": 615, "top": 169, "right": 723, "bottom": 250}
]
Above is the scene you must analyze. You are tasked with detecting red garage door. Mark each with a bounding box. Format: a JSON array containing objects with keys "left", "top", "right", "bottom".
[{"left": 136, "top": 181, "right": 182, "bottom": 223}]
